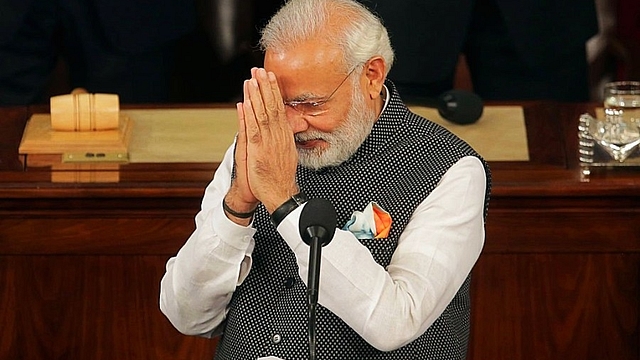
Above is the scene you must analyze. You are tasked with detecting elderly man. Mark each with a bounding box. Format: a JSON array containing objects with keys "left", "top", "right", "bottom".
[{"left": 160, "top": 0, "right": 491, "bottom": 359}]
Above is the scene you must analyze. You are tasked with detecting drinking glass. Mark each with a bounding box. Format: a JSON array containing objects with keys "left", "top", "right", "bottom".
[{"left": 590, "top": 81, "right": 640, "bottom": 162}]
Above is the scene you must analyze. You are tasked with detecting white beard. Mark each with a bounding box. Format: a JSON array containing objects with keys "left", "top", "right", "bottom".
[{"left": 295, "top": 81, "right": 377, "bottom": 170}]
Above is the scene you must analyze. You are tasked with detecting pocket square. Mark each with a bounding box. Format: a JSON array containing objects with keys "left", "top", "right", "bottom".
[{"left": 343, "top": 202, "right": 392, "bottom": 239}]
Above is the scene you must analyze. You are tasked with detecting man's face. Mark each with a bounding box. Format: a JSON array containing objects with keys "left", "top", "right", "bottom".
[
  {"left": 264, "top": 41, "right": 378, "bottom": 170},
  {"left": 292, "top": 77, "right": 376, "bottom": 169}
]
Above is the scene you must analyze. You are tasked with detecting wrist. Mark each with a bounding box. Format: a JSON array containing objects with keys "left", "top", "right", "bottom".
[
  {"left": 270, "top": 192, "right": 308, "bottom": 228},
  {"left": 222, "top": 193, "right": 258, "bottom": 224},
  {"left": 262, "top": 183, "right": 300, "bottom": 213},
  {"left": 222, "top": 198, "right": 256, "bottom": 218}
]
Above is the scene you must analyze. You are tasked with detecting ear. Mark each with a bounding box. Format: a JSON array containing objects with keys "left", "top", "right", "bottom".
[{"left": 363, "top": 56, "right": 386, "bottom": 100}]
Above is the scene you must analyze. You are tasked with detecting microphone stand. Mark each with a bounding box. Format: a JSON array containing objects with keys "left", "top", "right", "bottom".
[
  {"left": 307, "top": 236, "right": 322, "bottom": 360},
  {"left": 298, "top": 197, "right": 336, "bottom": 360}
]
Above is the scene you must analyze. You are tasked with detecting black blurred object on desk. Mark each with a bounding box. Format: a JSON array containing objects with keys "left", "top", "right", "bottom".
[{"left": 404, "top": 89, "right": 484, "bottom": 125}]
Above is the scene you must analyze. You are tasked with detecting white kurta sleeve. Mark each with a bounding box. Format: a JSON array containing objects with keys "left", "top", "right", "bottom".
[{"left": 159, "top": 143, "right": 257, "bottom": 338}]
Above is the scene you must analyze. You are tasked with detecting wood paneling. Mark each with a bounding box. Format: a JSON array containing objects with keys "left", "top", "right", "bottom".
[
  {"left": 470, "top": 253, "right": 639, "bottom": 359},
  {"left": 0, "top": 255, "right": 218, "bottom": 359},
  {"left": 1, "top": 102, "right": 639, "bottom": 359}
]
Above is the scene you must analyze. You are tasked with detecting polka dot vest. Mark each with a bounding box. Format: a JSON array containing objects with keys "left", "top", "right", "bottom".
[{"left": 215, "top": 81, "right": 491, "bottom": 360}]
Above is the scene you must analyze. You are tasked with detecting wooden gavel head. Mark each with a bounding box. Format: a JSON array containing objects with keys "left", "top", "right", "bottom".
[{"left": 50, "top": 89, "right": 120, "bottom": 131}]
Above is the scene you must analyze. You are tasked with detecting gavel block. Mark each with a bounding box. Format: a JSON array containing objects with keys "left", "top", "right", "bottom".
[{"left": 19, "top": 91, "right": 133, "bottom": 169}]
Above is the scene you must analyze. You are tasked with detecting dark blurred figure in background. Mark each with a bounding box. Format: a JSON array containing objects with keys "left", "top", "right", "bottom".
[
  {"left": 6, "top": 0, "right": 626, "bottom": 105},
  {"left": 170, "top": 0, "right": 282, "bottom": 103},
  {"left": 588, "top": 0, "right": 640, "bottom": 100},
  {"left": 0, "top": 0, "right": 197, "bottom": 105},
  {"left": 358, "top": 0, "right": 599, "bottom": 102}
]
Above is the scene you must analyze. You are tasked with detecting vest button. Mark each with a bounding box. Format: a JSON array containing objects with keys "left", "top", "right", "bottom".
[
  {"left": 284, "top": 277, "right": 296, "bottom": 289},
  {"left": 272, "top": 334, "right": 282, "bottom": 344}
]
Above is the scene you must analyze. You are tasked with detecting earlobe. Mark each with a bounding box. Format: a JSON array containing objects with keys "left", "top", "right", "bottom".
[{"left": 365, "top": 57, "right": 386, "bottom": 99}]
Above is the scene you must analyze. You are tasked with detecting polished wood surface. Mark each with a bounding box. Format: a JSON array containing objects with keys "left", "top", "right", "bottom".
[{"left": 1, "top": 103, "right": 639, "bottom": 359}]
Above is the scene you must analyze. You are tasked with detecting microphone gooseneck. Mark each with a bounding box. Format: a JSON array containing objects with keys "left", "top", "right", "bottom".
[{"left": 298, "top": 198, "right": 337, "bottom": 360}]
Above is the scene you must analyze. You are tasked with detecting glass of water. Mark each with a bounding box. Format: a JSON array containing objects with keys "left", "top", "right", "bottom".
[{"left": 591, "top": 81, "right": 640, "bottom": 162}]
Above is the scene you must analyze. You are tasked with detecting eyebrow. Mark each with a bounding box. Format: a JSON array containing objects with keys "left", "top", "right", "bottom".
[{"left": 285, "top": 92, "right": 326, "bottom": 103}]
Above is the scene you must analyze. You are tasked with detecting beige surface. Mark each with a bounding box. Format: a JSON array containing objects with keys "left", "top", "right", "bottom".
[
  {"left": 20, "top": 106, "right": 529, "bottom": 163},
  {"left": 123, "top": 108, "right": 238, "bottom": 163},
  {"left": 126, "top": 106, "right": 529, "bottom": 163},
  {"left": 410, "top": 105, "right": 529, "bottom": 161}
]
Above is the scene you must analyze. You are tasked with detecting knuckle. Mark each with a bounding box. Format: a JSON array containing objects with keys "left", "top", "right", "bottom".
[
  {"left": 248, "top": 129, "right": 261, "bottom": 143},
  {"left": 266, "top": 103, "right": 278, "bottom": 113},
  {"left": 257, "top": 116, "right": 270, "bottom": 126}
]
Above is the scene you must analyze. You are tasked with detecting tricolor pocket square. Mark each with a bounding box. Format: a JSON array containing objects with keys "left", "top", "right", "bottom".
[{"left": 343, "top": 202, "right": 392, "bottom": 239}]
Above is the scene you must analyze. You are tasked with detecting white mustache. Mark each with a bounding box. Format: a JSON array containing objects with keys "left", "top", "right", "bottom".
[{"left": 295, "top": 131, "right": 331, "bottom": 143}]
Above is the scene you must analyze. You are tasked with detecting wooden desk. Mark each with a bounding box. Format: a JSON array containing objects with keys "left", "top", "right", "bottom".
[{"left": 1, "top": 103, "right": 639, "bottom": 359}]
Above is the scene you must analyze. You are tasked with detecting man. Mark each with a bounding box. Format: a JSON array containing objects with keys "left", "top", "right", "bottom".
[{"left": 160, "top": 0, "right": 490, "bottom": 358}]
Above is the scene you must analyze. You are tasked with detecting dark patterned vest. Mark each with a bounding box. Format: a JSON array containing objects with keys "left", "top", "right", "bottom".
[{"left": 215, "top": 81, "right": 491, "bottom": 360}]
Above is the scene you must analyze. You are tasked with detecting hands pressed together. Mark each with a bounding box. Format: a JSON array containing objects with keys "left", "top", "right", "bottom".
[{"left": 224, "top": 68, "right": 300, "bottom": 223}]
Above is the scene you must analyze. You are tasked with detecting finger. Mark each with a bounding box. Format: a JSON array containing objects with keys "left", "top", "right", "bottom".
[
  {"left": 231, "top": 101, "right": 259, "bottom": 204},
  {"left": 252, "top": 69, "right": 289, "bottom": 140},
  {"left": 235, "top": 101, "right": 247, "bottom": 156},
  {"left": 255, "top": 68, "right": 280, "bottom": 120},
  {"left": 268, "top": 71, "right": 286, "bottom": 115},
  {"left": 242, "top": 80, "right": 259, "bottom": 131},
  {"left": 243, "top": 92, "right": 262, "bottom": 145},
  {"left": 235, "top": 101, "right": 251, "bottom": 176},
  {"left": 247, "top": 77, "right": 270, "bottom": 128}
]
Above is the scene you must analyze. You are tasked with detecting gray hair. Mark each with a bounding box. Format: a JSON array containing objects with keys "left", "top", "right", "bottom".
[{"left": 259, "top": 0, "right": 395, "bottom": 75}]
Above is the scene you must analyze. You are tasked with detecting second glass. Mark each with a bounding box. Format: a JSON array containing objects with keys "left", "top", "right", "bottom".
[{"left": 590, "top": 81, "right": 640, "bottom": 162}]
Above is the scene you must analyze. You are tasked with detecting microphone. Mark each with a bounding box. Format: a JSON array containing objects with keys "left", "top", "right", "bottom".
[
  {"left": 298, "top": 198, "right": 337, "bottom": 360},
  {"left": 405, "top": 89, "right": 484, "bottom": 125}
]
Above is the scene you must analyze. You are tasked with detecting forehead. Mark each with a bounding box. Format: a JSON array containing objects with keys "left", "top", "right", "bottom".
[{"left": 264, "top": 40, "right": 346, "bottom": 98}]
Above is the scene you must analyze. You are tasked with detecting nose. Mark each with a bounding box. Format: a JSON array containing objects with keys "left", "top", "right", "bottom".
[{"left": 285, "top": 107, "right": 310, "bottom": 133}]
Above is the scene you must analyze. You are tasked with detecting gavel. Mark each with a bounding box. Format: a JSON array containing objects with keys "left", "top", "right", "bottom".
[{"left": 50, "top": 88, "right": 120, "bottom": 131}]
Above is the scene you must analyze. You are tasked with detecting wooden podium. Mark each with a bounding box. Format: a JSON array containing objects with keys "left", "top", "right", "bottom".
[{"left": 1, "top": 102, "right": 640, "bottom": 360}]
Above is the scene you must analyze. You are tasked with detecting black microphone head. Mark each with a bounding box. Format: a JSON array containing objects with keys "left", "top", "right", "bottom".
[
  {"left": 299, "top": 198, "right": 337, "bottom": 247},
  {"left": 437, "top": 90, "right": 484, "bottom": 125}
]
